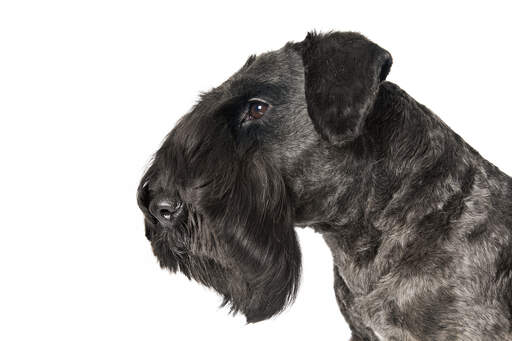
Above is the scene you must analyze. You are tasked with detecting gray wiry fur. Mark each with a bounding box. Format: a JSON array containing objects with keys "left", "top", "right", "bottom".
[{"left": 138, "top": 32, "right": 512, "bottom": 341}]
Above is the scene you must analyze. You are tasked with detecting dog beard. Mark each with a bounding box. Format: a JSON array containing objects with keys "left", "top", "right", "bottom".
[{"left": 137, "top": 107, "right": 302, "bottom": 323}]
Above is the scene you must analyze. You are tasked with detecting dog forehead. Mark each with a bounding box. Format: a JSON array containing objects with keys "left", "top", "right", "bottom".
[{"left": 228, "top": 46, "right": 304, "bottom": 88}]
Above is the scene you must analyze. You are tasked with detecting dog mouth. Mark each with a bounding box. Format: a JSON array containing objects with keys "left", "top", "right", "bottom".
[
  {"left": 145, "top": 222, "right": 237, "bottom": 309},
  {"left": 137, "top": 128, "right": 302, "bottom": 323},
  {"left": 143, "top": 206, "right": 301, "bottom": 323}
]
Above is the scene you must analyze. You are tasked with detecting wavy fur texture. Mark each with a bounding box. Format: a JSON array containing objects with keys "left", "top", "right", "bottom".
[{"left": 138, "top": 32, "right": 512, "bottom": 340}]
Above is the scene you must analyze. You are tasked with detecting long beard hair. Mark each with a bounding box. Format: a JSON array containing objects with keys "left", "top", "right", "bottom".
[{"left": 137, "top": 100, "right": 302, "bottom": 322}]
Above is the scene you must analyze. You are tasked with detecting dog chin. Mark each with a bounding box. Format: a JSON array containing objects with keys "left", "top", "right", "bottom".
[{"left": 162, "top": 243, "right": 301, "bottom": 323}]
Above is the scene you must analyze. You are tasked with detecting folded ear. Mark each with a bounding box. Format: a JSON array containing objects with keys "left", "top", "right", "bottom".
[{"left": 296, "top": 32, "right": 392, "bottom": 145}]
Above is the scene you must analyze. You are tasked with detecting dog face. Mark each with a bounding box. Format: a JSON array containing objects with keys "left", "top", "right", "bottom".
[{"left": 137, "top": 32, "right": 392, "bottom": 322}]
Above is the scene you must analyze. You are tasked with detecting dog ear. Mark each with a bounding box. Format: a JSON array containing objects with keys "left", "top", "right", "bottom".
[{"left": 296, "top": 32, "right": 392, "bottom": 145}]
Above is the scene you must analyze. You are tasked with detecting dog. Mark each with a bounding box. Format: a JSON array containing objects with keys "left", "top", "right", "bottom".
[{"left": 137, "top": 31, "right": 512, "bottom": 340}]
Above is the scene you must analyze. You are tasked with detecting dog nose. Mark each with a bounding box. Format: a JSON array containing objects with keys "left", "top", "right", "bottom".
[{"left": 149, "top": 197, "right": 183, "bottom": 225}]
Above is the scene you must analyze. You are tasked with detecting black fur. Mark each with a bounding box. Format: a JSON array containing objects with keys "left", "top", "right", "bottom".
[
  {"left": 299, "top": 32, "right": 392, "bottom": 145},
  {"left": 138, "top": 31, "right": 512, "bottom": 340}
]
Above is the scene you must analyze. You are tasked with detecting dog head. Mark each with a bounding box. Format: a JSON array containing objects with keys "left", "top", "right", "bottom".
[{"left": 137, "top": 32, "right": 392, "bottom": 322}]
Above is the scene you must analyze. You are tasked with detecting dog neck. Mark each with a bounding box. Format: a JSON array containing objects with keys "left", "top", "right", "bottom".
[{"left": 294, "top": 82, "right": 480, "bottom": 281}]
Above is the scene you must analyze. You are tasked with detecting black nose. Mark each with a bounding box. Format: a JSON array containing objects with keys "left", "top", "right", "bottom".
[{"left": 149, "top": 197, "right": 183, "bottom": 226}]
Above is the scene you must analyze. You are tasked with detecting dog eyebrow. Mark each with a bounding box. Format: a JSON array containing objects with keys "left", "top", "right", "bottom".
[{"left": 229, "top": 79, "right": 288, "bottom": 103}]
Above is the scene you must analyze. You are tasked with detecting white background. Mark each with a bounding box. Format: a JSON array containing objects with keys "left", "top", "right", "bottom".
[{"left": 1, "top": 1, "right": 511, "bottom": 340}]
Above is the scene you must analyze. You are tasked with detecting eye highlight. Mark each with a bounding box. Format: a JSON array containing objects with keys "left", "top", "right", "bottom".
[{"left": 246, "top": 99, "right": 269, "bottom": 121}]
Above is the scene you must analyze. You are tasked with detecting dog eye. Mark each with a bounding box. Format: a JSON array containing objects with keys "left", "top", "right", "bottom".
[{"left": 247, "top": 100, "right": 269, "bottom": 120}]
